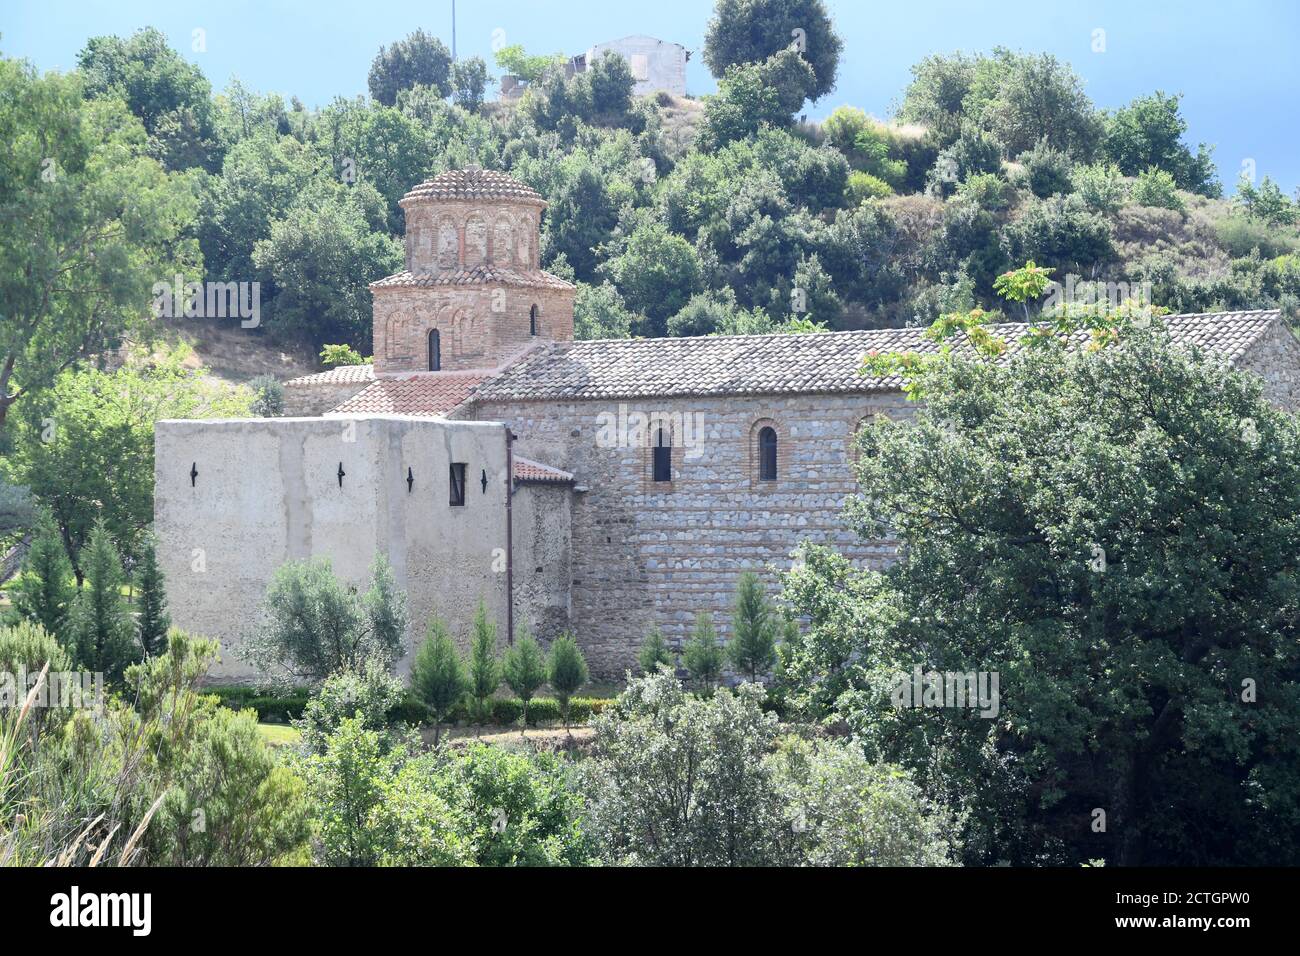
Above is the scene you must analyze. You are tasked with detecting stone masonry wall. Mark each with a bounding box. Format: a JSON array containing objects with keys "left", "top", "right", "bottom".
[
  {"left": 473, "top": 391, "right": 912, "bottom": 677},
  {"left": 1238, "top": 320, "right": 1300, "bottom": 412}
]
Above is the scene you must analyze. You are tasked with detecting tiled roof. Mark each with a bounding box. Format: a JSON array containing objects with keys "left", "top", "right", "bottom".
[
  {"left": 370, "top": 267, "right": 574, "bottom": 291},
  {"left": 284, "top": 364, "right": 375, "bottom": 388},
  {"left": 328, "top": 373, "right": 486, "bottom": 417},
  {"left": 471, "top": 310, "right": 1284, "bottom": 403},
  {"left": 400, "top": 167, "right": 545, "bottom": 206},
  {"left": 513, "top": 456, "right": 575, "bottom": 484}
]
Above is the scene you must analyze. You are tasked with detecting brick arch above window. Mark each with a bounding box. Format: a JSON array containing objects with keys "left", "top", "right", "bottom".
[{"left": 748, "top": 417, "right": 788, "bottom": 491}]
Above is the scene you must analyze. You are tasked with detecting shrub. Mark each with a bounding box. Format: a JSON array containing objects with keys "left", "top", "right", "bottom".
[
  {"left": 767, "top": 737, "right": 962, "bottom": 866},
  {"left": 1131, "top": 166, "right": 1185, "bottom": 212},
  {"left": 243, "top": 554, "right": 409, "bottom": 683},
  {"left": 1017, "top": 139, "right": 1075, "bottom": 198},
  {"left": 1071, "top": 162, "right": 1128, "bottom": 213},
  {"left": 546, "top": 633, "right": 589, "bottom": 730},
  {"left": 294, "top": 657, "right": 405, "bottom": 756},
  {"left": 847, "top": 170, "right": 892, "bottom": 203},
  {"left": 248, "top": 374, "right": 284, "bottom": 417},
  {"left": 409, "top": 615, "right": 467, "bottom": 744},
  {"left": 502, "top": 626, "right": 546, "bottom": 733},
  {"left": 1002, "top": 193, "right": 1116, "bottom": 277},
  {"left": 955, "top": 172, "right": 1011, "bottom": 212},
  {"left": 637, "top": 627, "right": 673, "bottom": 674}
]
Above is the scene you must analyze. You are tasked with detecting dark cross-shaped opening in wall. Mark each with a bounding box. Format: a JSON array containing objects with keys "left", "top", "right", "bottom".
[
  {"left": 481, "top": 469, "right": 488, "bottom": 493},
  {"left": 407, "top": 467, "right": 414, "bottom": 493},
  {"left": 190, "top": 462, "right": 198, "bottom": 487},
  {"left": 337, "top": 462, "right": 346, "bottom": 488}
]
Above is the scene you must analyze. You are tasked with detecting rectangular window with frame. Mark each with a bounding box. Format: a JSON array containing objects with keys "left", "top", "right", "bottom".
[{"left": 449, "top": 462, "right": 467, "bottom": 506}]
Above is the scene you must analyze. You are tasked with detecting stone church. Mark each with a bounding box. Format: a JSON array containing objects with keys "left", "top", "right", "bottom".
[{"left": 154, "top": 167, "right": 1300, "bottom": 681}]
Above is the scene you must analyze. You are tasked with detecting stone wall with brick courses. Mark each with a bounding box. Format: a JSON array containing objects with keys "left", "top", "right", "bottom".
[
  {"left": 402, "top": 199, "right": 542, "bottom": 274},
  {"left": 473, "top": 391, "right": 913, "bottom": 677},
  {"left": 1237, "top": 320, "right": 1300, "bottom": 412},
  {"left": 282, "top": 381, "right": 369, "bottom": 417},
  {"left": 372, "top": 284, "right": 574, "bottom": 375}
]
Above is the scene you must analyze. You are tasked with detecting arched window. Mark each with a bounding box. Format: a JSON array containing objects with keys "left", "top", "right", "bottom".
[
  {"left": 758, "top": 426, "right": 778, "bottom": 481},
  {"left": 652, "top": 426, "right": 672, "bottom": 482},
  {"left": 529, "top": 304, "right": 539, "bottom": 336},
  {"left": 428, "top": 329, "right": 441, "bottom": 371}
]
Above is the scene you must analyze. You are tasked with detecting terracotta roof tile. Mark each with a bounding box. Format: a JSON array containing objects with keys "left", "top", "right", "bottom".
[
  {"left": 370, "top": 268, "right": 573, "bottom": 291},
  {"left": 284, "top": 364, "right": 375, "bottom": 388},
  {"left": 471, "top": 310, "right": 1284, "bottom": 403},
  {"left": 513, "top": 456, "right": 575, "bottom": 484},
  {"left": 329, "top": 373, "right": 486, "bottom": 417},
  {"left": 400, "top": 167, "right": 545, "bottom": 206}
]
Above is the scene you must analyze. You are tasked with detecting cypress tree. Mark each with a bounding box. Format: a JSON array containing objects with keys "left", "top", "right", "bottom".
[
  {"left": 410, "top": 614, "right": 467, "bottom": 745},
  {"left": 134, "top": 531, "right": 170, "bottom": 657},
  {"left": 728, "top": 571, "right": 776, "bottom": 682},
  {"left": 546, "top": 633, "right": 589, "bottom": 732},
  {"left": 12, "top": 514, "right": 74, "bottom": 640},
  {"left": 468, "top": 600, "right": 500, "bottom": 729},
  {"left": 683, "top": 611, "right": 724, "bottom": 693}
]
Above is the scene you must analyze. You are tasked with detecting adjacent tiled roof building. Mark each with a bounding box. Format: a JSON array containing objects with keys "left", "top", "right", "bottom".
[{"left": 471, "top": 310, "right": 1284, "bottom": 402}]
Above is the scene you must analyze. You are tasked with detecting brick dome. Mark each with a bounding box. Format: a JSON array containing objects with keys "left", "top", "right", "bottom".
[{"left": 400, "top": 165, "right": 545, "bottom": 207}]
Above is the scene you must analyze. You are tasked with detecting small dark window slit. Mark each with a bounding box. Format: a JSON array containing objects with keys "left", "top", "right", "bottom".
[
  {"left": 337, "top": 462, "right": 346, "bottom": 487},
  {"left": 190, "top": 462, "right": 198, "bottom": 487},
  {"left": 407, "top": 467, "right": 414, "bottom": 493},
  {"left": 481, "top": 469, "right": 488, "bottom": 493},
  {"left": 449, "top": 462, "right": 467, "bottom": 506},
  {"left": 652, "top": 427, "right": 672, "bottom": 482},
  {"left": 759, "top": 426, "right": 777, "bottom": 481}
]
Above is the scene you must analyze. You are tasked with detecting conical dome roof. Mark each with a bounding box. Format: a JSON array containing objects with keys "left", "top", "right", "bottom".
[{"left": 399, "top": 165, "right": 545, "bottom": 206}]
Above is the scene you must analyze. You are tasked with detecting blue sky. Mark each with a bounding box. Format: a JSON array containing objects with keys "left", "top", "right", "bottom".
[{"left": 3, "top": 0, "right": 1297, "bottom": 194}]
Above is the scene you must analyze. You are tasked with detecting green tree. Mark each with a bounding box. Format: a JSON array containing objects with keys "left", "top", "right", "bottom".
[
  {"left": 768, "top": 736, "right": 962, "bottom": 865},
  {"left": 65, "top": 519, "right": 138, "bottom": 680},
  {"left": 133, "top": 531, "right": 169, "bottom": 657},
  {"left": 0, "top": 478, "right": 34, "bottom": 536},
  {"left": 367, "top": 29, "right": 453, "bottom": 105},
  {"left": 253, "top": 181, "right": 403, "bottom": 351},
  {"left": 451, "top": 56, "right": 490, "bottom": 112},
  {"left": 245, "top": 554, "right": 409, "bottom": 684},
  {"left": 467, "top": 601, "right": 500, "bottom": 726},
  {"left": 0, "top": 57, "right": 200, "bottom": 428},
  {"left": 295, "top": 657, "right": 406, "bottom": 756},
  {"left": 1104, "top": 91, "right": 1218, "bottom": 196},
  {"left": 696, "top": 51, "right": 814, "bottom": 151},
  {"left": 582, "top": 670, "right": 786, "bottom": 865},
  {"left": 502, "top": 626, "right": 546, "bottom": 735},
  {"left": 602, "top": 222, "right": 703, "bottom": 335},
  {"left": 703, "top": 0, "right": 843, "bottom": 103},
  {"left": 637, "top": 627, "right": 673, "bottom": 674},
  {"left": 410, "top": 615, "right": 468, "bottom": 744},
  {"left": 728, "top": 571, "right": 777, "bottom": 681},
  {"left": 546, "top": 633, "right": 589, "bottom": 731},
  {"left": 493, "top": 45, "right": 564, "bottom": 84},
  {"left": 787, "top": 329, "right": 1300, "bottom": 865},
  {"left": 10, "top": 514, "right": 74, "bottom": 638},
  {"left": 682, "top": 612, "right": 725, "bottom": 692},
  {"left": 76, "top": 27, "right": 218, "bottom": 169},
  {"left": 8, "top": 346, "right": 251, "bottom": 573}
]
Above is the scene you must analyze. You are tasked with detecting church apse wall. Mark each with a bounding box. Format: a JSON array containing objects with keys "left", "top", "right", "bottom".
[{"left": 154, "top": 415, "right": 513, "bottom": 682}]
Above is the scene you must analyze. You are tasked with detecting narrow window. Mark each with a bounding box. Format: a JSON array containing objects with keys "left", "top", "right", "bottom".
[
  {"left": 652, "top": 427, "right": 672, "bottom": 483},
  {"left": 529, "top": 304, "right": 539, "bottom": 336},
  {"left": 759, "top": 426, "right": 777, "bottom": 481},
  {"left": 428, "top": 329, "right": 441, "bottom": 371},
  {"left": 449, "top": 462, "right": 466, "bottom": 506}
]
